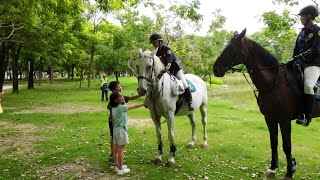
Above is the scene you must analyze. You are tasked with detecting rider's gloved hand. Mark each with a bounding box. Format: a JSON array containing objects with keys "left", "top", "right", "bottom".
[{"left": 164, "top": 63, "right": 171, "bottom": 71}]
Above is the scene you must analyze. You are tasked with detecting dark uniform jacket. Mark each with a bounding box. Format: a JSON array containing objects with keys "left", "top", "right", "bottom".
[
  {"left": 156, "top": 45, "right": 184, "bottom": 75},
  {"left": 293, "top": 24, "right": 320, "bottom": 67}
]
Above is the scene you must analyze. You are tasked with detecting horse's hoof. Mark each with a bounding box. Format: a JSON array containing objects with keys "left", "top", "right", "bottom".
[
  {"left": 187, "top": 143, "right": 195, "bottom": 149},
  {"left": 152, "top": 158, "right": 162, "bottom": 165},
  {"left": 200, "top": 143, "right": 209, "bottom": 149},
  {"left": 291, "top": 165, "right": 297, "bottom": 173},
  {"left": 282, "top": 176, "right": 293, "bottom": 180},
  {"left": 291, "top": 158, "right": 297, "bottom": 173},
  {"left": 166, "top": 161, "right": 175, "bottom": 167},
  {"left": 265, "top": 169, "right": 276, "bottom": 178}
]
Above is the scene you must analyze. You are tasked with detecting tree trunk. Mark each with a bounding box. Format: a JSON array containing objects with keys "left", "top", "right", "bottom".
[
  {"left": 71, "top": 63, "right": 74, "bottom": 80},
  {"left": 88, "top": 42, "right": 95, "bottom": 88},
  {"left": 38, "top": 60, "right": 43, "bottom": 86},
  {"left": 12, "top": 44, "right": 21, "bottom": 93},
  {"left": 0, "top": 42, "right": 9, "bottom": 92},
  {"left": 115, "top": 72, "right": 119, "bottom": 82},
  {"left": 49, "top": 64, "right": 53, "bottom": 84},
  {"left": 80, "top": 66, "right": 84, "bottom": 88},
  {"left": 28, "top": 58, "right": 34, "bottom": 89}
]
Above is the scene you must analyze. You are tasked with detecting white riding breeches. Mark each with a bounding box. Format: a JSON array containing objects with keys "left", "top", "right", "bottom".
[
  {"left": 304, "top": 66, "right": 320, "bottom": 95},
  {"left": 175, "top": 69, "right": 188, "bottom": 89}
]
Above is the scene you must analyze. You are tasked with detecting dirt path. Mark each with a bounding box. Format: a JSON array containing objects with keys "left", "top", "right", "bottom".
[
  {"left": 12, "top": 103, "right": 107, "bottom": 114},
  {"left": 0, "top": 121, "right": 130, "bottom": 179}
]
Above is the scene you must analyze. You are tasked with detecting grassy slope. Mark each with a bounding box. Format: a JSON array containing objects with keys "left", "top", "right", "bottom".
[{"left": 0, "top": 75, "right": 319, "bottom": 179}]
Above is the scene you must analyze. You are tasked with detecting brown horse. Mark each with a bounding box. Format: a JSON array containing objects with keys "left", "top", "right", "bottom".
[{"left": 213, "top": 29, "right": 320, "bottom": 179}]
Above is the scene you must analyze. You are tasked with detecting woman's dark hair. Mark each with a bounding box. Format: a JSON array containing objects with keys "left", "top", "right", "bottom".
[
  {"left": 109, "top": 81, "right": 120, "bottom": 92},
  {"left": 110, "top": 92, "right": 121, "bottom": 107}
]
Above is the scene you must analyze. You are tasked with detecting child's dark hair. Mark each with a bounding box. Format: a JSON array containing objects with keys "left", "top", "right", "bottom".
[
  {"left": 109, "top": 81, "right": 120, "bottom": 92},
  {"left": 110, "top": 92, "right": 121, "bottom": 107}
]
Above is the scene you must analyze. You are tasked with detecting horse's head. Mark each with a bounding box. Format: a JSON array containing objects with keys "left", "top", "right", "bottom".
[
  {"left": 213, "top": 28, "right": 247, "bottom": 77},
  {"left": 137, "top": 48, "right": 163, "bottom": 96}
]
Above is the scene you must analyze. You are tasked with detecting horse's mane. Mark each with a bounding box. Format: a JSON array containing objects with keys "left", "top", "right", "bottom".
[
  {"left": 144, "top": 49, "right": 164, "bottom": 75},
  {"left": 243, "top": 37, "right": 280, "bottom": 67}
]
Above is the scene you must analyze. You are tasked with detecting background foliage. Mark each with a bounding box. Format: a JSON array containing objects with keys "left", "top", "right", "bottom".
[{"left": 1, "top": 0, "right": 317, "bottom": 91}]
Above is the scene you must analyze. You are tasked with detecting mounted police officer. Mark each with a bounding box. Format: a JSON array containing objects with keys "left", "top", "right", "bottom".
[
  {"left": 290, "top": 5, "right": 320, "bottom": 126},
  {"left": 149, "top": 33, "right": 194, "bottom": 111}
]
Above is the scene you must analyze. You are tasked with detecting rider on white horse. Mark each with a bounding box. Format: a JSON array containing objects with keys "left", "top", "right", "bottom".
[{"left": 149, "top": 33, "right": 194, "bottom": 111}]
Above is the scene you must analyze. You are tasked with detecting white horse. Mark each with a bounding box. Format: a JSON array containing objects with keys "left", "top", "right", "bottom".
[{"left": 137, "top": 48, "right": 208, "bottom": 167}]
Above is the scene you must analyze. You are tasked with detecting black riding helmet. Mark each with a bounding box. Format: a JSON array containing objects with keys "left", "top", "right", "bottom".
[
  {"left": 298, "top": 5, "right": 319, "bottom": 18},
  {"left": 149, "top": 33, "right": 163, "bottom": 44}
]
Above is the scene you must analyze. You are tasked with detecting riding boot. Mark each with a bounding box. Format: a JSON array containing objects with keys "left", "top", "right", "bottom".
[
  {"left": 183, "top": 87, "right": 194, "bottom": 111},
  {"left": 296, "top": 94, "right": 314, "bottom": 126}
]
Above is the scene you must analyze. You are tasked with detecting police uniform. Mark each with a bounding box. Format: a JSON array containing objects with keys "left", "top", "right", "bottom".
[
  {"left": 292, "top": 5, "right": 320, "bottom": 126},
  {"left": 156, "top": 45, "right": 185, "bottom": 81},
  {"left": 293, "top": 24, "right": 320, "bottom": 95},
  {"left": 293, "top": 24, "right": 320, "bottom": 67}
]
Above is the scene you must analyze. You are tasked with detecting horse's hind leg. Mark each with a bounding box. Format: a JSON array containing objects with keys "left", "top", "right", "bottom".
[
  {"left": 279, "top": 119, "right": 296, "bottom": 179},
  {"left": 152, "top": 115, "right": 163, "bottom": 165},
  {"left": 187, "top": 113, "right": 196, "bottom": 149},
  {"left": 200, "top": 103, "right": 208, "bottom": 148},
  {"left": 265, "top": 117, "right": 279, "bottom": 178}
]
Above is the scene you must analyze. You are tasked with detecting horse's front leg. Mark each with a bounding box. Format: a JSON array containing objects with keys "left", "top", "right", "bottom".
[
  {"left": 279, "top": 119, "right": 296, "bottom": 180},
  {"left": 187, "top": 113, "right": 196, "bottom": 149},
  {"left": 152, "top": 115, "right": 163, "bottom": 165},
  {"left": 166, "top": 111, "right": 176, "bottom": 167},
  {"left": 265, "top": 117, "right": 279, "bottom": 178}
]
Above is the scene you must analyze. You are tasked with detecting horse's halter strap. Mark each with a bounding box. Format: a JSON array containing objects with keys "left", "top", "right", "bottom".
[
  {"left": 138, "top": 56, "right": 164, "bottom": 100},
  {"left": 138, "top": 75, "right": 151, "bottom": 82},
  {"left": 137, "top": 56, "right": 155, "bottom": 83},
  {"left": 225, "top": 38, "right": 282, "bottom": 98},
  {"left": 221, "top": 39, "right": 246, "bottom": 73}
]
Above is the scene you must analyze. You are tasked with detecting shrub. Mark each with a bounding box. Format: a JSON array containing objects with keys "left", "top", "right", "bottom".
[{"left": 210, "top": 77, "right": 224, "bottom": 85}]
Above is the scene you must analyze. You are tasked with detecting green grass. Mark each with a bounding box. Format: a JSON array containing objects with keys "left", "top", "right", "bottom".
[{"left": 0, "top": 74, "right": 320, "bottom": 179}]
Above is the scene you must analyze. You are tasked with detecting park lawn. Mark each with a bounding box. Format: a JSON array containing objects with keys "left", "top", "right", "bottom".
[{"left": 0, "top": 74, "right": 319, "bottom": 179}]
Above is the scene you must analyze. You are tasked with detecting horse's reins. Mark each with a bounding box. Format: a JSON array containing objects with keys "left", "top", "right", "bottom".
[
  {"left": 245, "top": 64, "right": 283, "bottom": 99},
  {"left": 226, "top": 39, "right": 283, "bottom": 99}
]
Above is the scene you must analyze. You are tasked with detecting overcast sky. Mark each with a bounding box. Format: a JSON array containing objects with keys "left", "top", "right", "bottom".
[
  {"left": 198, "top": 0, "right": 315, "bottom": 35},
  {"left": 106, "top": 0, "right": 317, "bottom": 35}
]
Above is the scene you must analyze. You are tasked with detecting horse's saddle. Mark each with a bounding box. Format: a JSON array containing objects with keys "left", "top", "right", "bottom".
[
  {"left": 169, "top": 75, "right": 196, "bottom": 96},
  {"left": 169, "top": 75, "right": 196, "bottom": 114}
]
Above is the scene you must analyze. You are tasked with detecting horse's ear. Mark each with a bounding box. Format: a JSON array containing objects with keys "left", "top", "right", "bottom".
[
  {"left": 234, "top": 31, "right": 239, "bottom": 36},
  {"left": 238, "top": 28, "right": 246, "bottom": 39},
  {"left": 138, "top": 48, "right": 143, "bottom": 58}
]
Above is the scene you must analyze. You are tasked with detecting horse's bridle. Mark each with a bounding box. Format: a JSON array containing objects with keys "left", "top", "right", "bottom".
[
  {"left": 218, "top": 39, "right": 247, "bottom": 73},
  {"left": 137, "top": 55, "right": 164, "bottom": 100},
  {"left": 137, "top": 55, "right": 155, "bottom": 84},
  {"left": 224, "top": 38, "right": 283, "bottom": 98}
]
